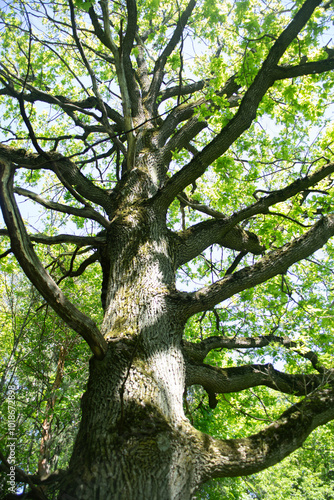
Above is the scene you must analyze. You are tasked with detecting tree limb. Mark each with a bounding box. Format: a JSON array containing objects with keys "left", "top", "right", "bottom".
[
  {"left": 272, "top": 58, "right": 334, "bottom": 80},
  {"left": 183, "top": 334, "right": 324, "bottom": 371},
  {"left": 0, "top": 228, "right": 106, "bottom": 247},
  {"left": 0, "top": 144, "right": 114, "bottom": 215},
  {"left": 0, "top": 157, "right": 107, "bottom": 359},
  {"left": 174, "top": 217, "right": 264, "bottom": 268},
  {"left": 145, "top": 0, "right": 197, "bottom": 114},
  {"left": 159, "top": 78, "right": 211, "bottom": 102},
  {"left": 14, "top": 187, "right": 110, "bottom": 229},
  {"left": 158, "top": 76, "right": 240, "bottom": 150},
  {"left": 0, "top": 447, "right": 48, "bottom": 500},
  {"left": 172, "top": 159, "right": 334, "bottom": 269},
  {"left": 0, "top": 70, "right": 124, "bottom": 130},
  {"left": 122, "top": 0, "right": 141, "bottom": 118},
  {"left": 194, "top": 385, "right": 334, "bottom": 481},
  {"left": 156, "top": 0, "right": 325, "bottom": 208},
  {"left": 57, "top": 252, "right": 99, "bottom": 285},
  {"left": 185, "top": 360, "right": 329, "bottom": 396},
  {"left": 180, "top": 214, "right": 334, "bottom": 316}
]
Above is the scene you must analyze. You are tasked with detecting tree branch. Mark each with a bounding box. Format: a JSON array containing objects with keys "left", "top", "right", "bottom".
[
  {"left": 158, "top": 76, "right": 240, "bottom": 150},
  {"left": 0, "top": 69, "right": 124, "bottom": 130},
  {"left": 0, "top": 144, "right": 114, "bottom": 215},
  {"left": 159, "top": 78, "right": 211, "bottom": 102},
  {"left": 273, "top": 58, "right": 334, "bottom": 80},
  {"left": 145, "top": 0, "right": 197, "bottom": 113},
  {"left": 156, "top": 0, "right": 325, "bottom": 208},
  {"left": 0, "top": 228, "right": 106, "bottom": 247},
  {"left": 14, "top": 186, "right": 110, "bottom": 229},
  {"left": 172, "top": 159, "right": 334, "bottom": 269},
  {"left": 0, "top": 448, "right": 48, "bottom": 500},
  {"left": 0, "top": 157, "right": 107, "bottom": 359},
  {"left": 194, "top": 385, "right": 334, "bottom": 481},
  {"left": 180, "top": 214, "right": 334, "bottom": 316},
  {"left": 57, "top": 252, "right": 99, "bottom": 285},
  {"left": 93, "top": 0, "right": 137, "bottom": 169},
  {"left": 183, "top": 334, "right": 324, "bottom": 371},
  {"left": 174, "top": 217, "right": 264, "bottom": 269},
  {"left": 14, "top": 187, "right": 110, "bottom": 228},
  {"left": 185, "top": 360, "right": 328, "bottom": 396}
]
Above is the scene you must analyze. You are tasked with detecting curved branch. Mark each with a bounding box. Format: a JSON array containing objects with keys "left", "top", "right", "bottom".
[
  {"left": 158, "top": 77, "right": 240, "bottom": 150},
  {"left": 0, "top": 157, "right": 107, "bottom": 359},
  {"left": 145, "top": 0, "right": 197, "bottom": 113},
  {"left": 181, "top": 214, "right": 334, "bottom": 316},
  {"left": 185, "top": 360, "right": 328, "bottom": 396},
  {"left": 174, "top": 217, "right": 264, "bottom": 268},
  {"left": 57, "top": 252, "right": 99, "bottom": 285},
  {"left": 194, "top": 385, "right": 334, "bottom": 481},
  {"left": 0, "top": 228, "right": 106, "bottom": 247},
  {"left": 14, "top": 187, "right": 110, "bottom": 228},
  {"left": 0, "top": 448, "right": 48, "bottom": 500},
  {"left": 156, "top": 0, "right": 325, "bottom": 208},
  {"left": 183, "top": 334, "right": 324, "bottom": 371},
  {"left": 0, "top": 144, "right": 114, "bottom": 215},
  {"left": 159, "top": 79, "right": 211, "bottom": 102},
  {"left": 225, "top": 161, "right": 334, "bottom": 228},
  {"left": 273, "top": 57, "right": 334, "bottom": 80},
  {"left": 0, "top": 74, "right": 124, "bottom": 130}
]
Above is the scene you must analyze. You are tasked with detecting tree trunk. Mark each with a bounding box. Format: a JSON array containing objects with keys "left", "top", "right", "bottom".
[
  {"left": 58, "top": 187, "right": 199, "bottom": 499},
  {"left": 59, "top": 345, "right": 200, "bottom": 500}
]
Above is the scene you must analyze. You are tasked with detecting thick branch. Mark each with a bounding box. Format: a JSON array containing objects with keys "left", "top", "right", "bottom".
[
  {"left": 121, "top": 0, "right": 143, "bottom": 123},
  {"left": 134, "top": 37, "right": 151, "bottom": 95},
  {"left": 0, "top": 157, "right": 107, "bottom": 359},
  {"left": 174, "top": 217, "right": 264, "bottom": 268},
  {"left": 157, "top": 0, "right": 324, "bottom": 207},
  {"left": 0, "top": 448, "right": 48, "bottom": 500},
  {"left": 145, "top": 0, "right": 197, "bottom": 113},
  {"left": 159, "top": 79, "right": 210, "bottom": 102},
  {"left": 158, "top": 77, "right": 240, "bottom": 150},
  {"left": 273, "top": 58, "right": 334, "bottom": 79},
  {"left": 14, "top": 187, "right": 110, "bottom": 229},
  {"left": 211, "top": 161, "right": 334, "bottom": 233},
  {"left": 181, "top": 214, "right": 334, "bottom": 316},
  {"left": 0, "top": 144, "right": 114, "bottom": 215},
  {"left": 183, "top": 334, "right": 323, "bottom": 371},
  {"left": 195, "top": 385, "right": 334, "bottom": 481},
  {"left": 185, "top": 361, "right": 328, "bottom": 396},
  {"left": 0, "top": 78, "right": 124, "bottom": 130},
  {"left": 59, "top": 252, "right": 99, "bottom": 281},
  {"left": 0, "top": 228, "right": 106, "bottom": 247}
]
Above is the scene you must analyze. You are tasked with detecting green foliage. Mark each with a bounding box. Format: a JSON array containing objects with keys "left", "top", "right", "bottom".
[
  {"left": 74, "top": 0, "right": 95, "bottom": 11},
  {"left": 0, "top": 247, "right": 102, "bottom": 488}
]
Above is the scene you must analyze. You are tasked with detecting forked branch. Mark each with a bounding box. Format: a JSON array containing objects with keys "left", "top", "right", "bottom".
[
  {"left": 174, "top": 217, "right": 264, "bottom": 268},
  {"left": 180, "top": 214, "right": 334, "bottom": 316},
  {"left": 0, "top": 144, "right": 114, "bottom": 215},
  {"left": 157, "top": 0, "right": 326, "bottom": 207},
  {"left": 194, "top": 385, "right": 334, "bottom": 480},
  {"left": 183, "top": 334, "right": 324, "bottom": 371},
  {"left": 0, "top": 157, "right": 107, "bottom": 359},
  {"left": 185, "top": 360, "right": 329, "bottom": 396},
  {"left": 14, "top": 187, "right": 110, "bottom": 229}
]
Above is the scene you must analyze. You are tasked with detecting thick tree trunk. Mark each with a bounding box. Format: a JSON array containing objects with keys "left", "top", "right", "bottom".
[
  {"left": 58, "top": 194, "right": 199, "bottom": 499},
  {"left": 59, "top": 345, "right": 200, "bottom": 500}
]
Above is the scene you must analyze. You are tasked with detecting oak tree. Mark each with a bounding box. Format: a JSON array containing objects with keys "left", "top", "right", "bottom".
[{"left": 1, "top": 0, "right": 334, "bottom": 498}]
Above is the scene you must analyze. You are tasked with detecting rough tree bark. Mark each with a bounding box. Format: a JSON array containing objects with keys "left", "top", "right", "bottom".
[{"left": 1, "top": 0, "right": 334, "bottom": 498}]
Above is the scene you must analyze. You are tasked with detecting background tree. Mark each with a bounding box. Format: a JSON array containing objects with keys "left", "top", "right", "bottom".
[{"left": 1, "top": 0, "right": 334, "bottom": 498}]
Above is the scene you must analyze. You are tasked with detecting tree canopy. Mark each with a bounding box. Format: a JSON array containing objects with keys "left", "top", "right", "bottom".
[{"left": 1, "top": 0, "right": 334, "bottom": 498}]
